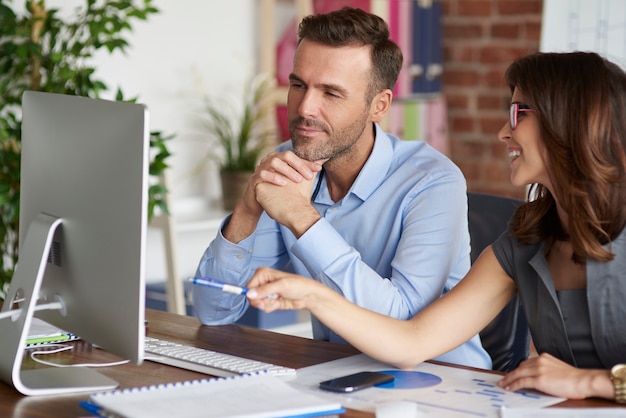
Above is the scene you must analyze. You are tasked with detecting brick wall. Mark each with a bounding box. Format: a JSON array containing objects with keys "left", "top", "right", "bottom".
[{"left": 441, "top": 0, "right": 543, "bottom": 199}]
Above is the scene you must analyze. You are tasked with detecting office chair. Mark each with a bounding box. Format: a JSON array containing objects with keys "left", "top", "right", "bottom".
[{"left": 468, "top": 192, "right": 531, "bottom": 372}]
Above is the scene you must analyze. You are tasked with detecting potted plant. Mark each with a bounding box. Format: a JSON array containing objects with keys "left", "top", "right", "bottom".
[
  {"left": 199, "top": 74, "right": 277, "bottom": 211},
  {"left": 0, "top": 0, "right": 172, "bottom": 300}
]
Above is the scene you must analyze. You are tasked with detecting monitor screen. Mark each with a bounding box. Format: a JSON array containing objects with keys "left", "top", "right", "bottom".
[{"left": 0, "top": 91, "right": 149, "bottom": 395}]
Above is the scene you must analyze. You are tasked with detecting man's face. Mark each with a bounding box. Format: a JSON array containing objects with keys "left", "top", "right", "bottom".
[{"left": 287, "top": 39, "right": 374, "bottom": 162}]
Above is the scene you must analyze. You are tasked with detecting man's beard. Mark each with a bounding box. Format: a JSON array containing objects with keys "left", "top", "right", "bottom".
[{"left": 288, "top": 114, "right": 369, "bottom": 162}]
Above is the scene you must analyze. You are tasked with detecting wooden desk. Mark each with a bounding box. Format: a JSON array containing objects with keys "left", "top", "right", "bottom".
[{"left": 1, "top": 309, "right": 620, "bottom": 417}]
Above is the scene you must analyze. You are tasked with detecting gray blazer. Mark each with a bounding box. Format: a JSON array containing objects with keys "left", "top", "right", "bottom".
[{"left": 492, "top": 227, "right": 626, "bottom": 369}]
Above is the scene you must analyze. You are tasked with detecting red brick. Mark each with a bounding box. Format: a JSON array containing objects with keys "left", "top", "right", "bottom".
[
  {"left": 491, "top": 22, "right": 521, "bottom": 39},
  {"left": 524, "top": 21, "right": 542, "bottom": 41},
  {"left": 477, "top": 93, "right": 507, "bottom": 111},
  {"left": 442, "top": 69, "right": 480, "bottom": 87},
  {"left": 443, "top": 22, "right": 485, "bottom": 39},
  {"left": 450, "top": 115, "right": 477, "bottom": 133},
  {"left": 455, "top": 161, "right": 481, "bottom": 180},
  {"left": 446, "top": 45, "right": 479, "bottom": 63},
  {"left": 484, "top": 161, "right": 509, "bottom": 183},
  {"left": 457, "top": 138, "right": 490, "bottom": 158},
  {"left": 497, "top": 0, "right": 543, "bottom": 15},
  {"left": 491, "top": 140, "right": 508, "bottom": 158},
  {"left": 479, "top": 46, "right": 532, "bottom": 65},
  {"left": 452, "top": 159, "right": 480, "bottom": 179},
  {"left": 457, "top": 0, "right": 493, "bottom": 17},
  {"left": 446, "top": 92, "right": 470, "bottom": 109},
  {"left": 480, "top": 116, "right": 507, "bottom": 135},
  {"left": 482, "top": 68, "right": 510, "bottom": 89}
]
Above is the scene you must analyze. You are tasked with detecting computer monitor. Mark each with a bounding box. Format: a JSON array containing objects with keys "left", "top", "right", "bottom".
[{"left": 0, "top": 91, "right": 149, "bottom": 396}]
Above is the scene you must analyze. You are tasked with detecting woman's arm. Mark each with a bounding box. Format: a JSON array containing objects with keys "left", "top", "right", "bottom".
[{"left": 247, "top": 246, "right": 517, "bottom": 369}]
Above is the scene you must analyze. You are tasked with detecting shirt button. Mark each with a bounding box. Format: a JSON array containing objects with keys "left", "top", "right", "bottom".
[{"left": 236, "top": 254, "right": 244, "bottom": 260}]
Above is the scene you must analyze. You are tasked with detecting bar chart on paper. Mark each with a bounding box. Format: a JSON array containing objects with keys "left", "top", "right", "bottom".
[{"left": 292, "top": 354, "right": 564, "bottom": 417}]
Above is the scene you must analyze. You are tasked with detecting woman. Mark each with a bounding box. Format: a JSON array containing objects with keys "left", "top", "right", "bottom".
[{"left": 246, "top": 51, "right": 626, "bottom": 402}]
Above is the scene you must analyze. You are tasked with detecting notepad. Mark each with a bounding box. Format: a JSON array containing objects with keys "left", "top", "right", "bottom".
[
  {"left": 26, "top": 317, "right": 80, "bottom": 346},
  {"left": 85, "top": 372, "right": 344, "bottom": 418}
]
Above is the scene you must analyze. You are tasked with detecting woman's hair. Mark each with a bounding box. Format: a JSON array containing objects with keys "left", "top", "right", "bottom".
[
  {"left": 507, "top": 51, "right": 626, "bottom": 262},
  {"left": 297, "top": 7, "right": 403, "bottom": 102}
]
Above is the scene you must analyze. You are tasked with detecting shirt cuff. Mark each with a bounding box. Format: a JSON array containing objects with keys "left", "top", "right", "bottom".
[{"left": 210, "top": 216, "right": 255, "bottom": 271}]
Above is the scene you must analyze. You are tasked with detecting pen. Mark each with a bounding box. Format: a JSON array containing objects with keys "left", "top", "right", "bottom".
[
  {"left": 189, "top": 277, "right": 278, "bottom": 299},
  {"left": 189, "top": 277, "right": 248, "bottom": 295},
  {"left": 79, "top": 400, "right": 114, "bottom": 418}
]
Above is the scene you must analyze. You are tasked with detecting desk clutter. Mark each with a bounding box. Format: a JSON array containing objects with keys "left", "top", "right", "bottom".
[
  {"left": 79, "top": 353, "right": 571, "bottom": 418},
  {"left": 6, "top": 309, "right": 618, "bottom": 416}
]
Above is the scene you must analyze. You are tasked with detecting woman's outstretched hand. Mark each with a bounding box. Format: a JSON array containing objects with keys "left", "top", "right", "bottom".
[{"left": 246, "top": 267, "right": 327, "bottom": 312}]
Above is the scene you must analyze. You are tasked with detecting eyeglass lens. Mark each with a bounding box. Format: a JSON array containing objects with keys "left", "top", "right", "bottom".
[{"left": 509, "top": 103, "right": 532, "bottom": 130}]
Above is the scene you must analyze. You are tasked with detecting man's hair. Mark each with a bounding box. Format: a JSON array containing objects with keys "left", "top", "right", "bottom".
[
  {"left": 297, "top": 7, "right": 403, "bottom": 100},
  {"left": 506, "top": 51, "right": 626, "bottom": 262}
]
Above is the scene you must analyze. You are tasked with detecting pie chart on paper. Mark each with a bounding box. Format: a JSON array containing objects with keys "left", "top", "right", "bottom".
[{"left": 375, "top": 370, "right": 442, "bottom": 389}]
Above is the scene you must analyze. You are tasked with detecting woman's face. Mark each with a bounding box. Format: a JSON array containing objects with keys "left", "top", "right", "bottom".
[{"left": 498, "top": 87, "right": 551, "bottom": 190}]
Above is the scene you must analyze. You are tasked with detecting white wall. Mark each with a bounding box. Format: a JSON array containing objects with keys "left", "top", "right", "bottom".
[{"left": 91, "top": 0, "right": 257, "bottom": 206}]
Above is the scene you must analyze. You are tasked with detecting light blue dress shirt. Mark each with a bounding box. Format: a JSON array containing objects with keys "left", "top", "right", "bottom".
[{"left": 194, "top": 124, "right": 492, "bottom": 369}]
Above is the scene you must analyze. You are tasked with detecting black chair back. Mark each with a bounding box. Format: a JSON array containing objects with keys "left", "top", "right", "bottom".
[{"left": 468, "top": 192, "right": 530, "bottom": 372}]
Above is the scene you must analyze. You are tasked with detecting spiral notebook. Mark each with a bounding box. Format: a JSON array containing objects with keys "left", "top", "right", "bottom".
[{"left": 83, "top": 372, "right": 344, "bottom": 418}]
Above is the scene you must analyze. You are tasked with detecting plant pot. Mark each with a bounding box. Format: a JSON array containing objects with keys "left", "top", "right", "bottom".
[{"left": 220, "top": 170, "right": 252, "bottom": 212}]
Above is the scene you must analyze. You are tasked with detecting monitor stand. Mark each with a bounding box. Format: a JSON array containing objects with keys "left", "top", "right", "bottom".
[{"left": 0, "top": 213, "right": 118, "bottom": 396}]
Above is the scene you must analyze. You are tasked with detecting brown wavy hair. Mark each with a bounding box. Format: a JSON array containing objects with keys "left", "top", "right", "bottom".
[
  {"left": 297, "top": 7, "right": 403, "bottom": 102},
  {"left": 507, "top": 52, "right": 626, "bottom": 262}
]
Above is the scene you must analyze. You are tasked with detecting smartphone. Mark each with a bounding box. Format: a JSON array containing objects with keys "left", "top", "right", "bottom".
[{"left": 319, "top": 371, "right": 394, "bottom": 393}]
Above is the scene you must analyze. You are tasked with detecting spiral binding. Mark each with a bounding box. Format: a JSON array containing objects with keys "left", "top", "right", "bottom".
[{"left": 92, "top": 370, "right": 271, "bottom": 398}]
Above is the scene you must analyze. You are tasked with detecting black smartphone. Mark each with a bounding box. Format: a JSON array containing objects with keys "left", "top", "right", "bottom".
[{"left": 319, "top": 371, "right": 394, "bottom": 393}]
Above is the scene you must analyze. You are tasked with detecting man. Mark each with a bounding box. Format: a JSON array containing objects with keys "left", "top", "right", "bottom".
[{"left": 193, "top": 7, "right": 491, "bottom": 368}]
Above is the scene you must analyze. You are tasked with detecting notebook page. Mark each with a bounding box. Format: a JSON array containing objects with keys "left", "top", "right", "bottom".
[{"left": 90, "top": 373, "right": 343, "bottom": 418}]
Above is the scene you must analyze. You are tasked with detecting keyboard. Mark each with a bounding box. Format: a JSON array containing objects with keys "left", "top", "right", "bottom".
[{"left": 143, "top": 337, "right": 297, "bottom": 378}]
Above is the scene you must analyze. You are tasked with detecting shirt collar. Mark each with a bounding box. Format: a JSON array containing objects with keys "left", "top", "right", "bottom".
[
  {"left": 312, "top": 123, "right": 393, "bottom": 205},
  {"left": 349, "top": 123, "right": 393, "bottom": 201}
]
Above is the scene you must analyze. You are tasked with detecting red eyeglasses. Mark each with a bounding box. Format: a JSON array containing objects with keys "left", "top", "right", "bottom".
[{"left": 509, "top": 103, "right": 534, "bottom": 130}]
